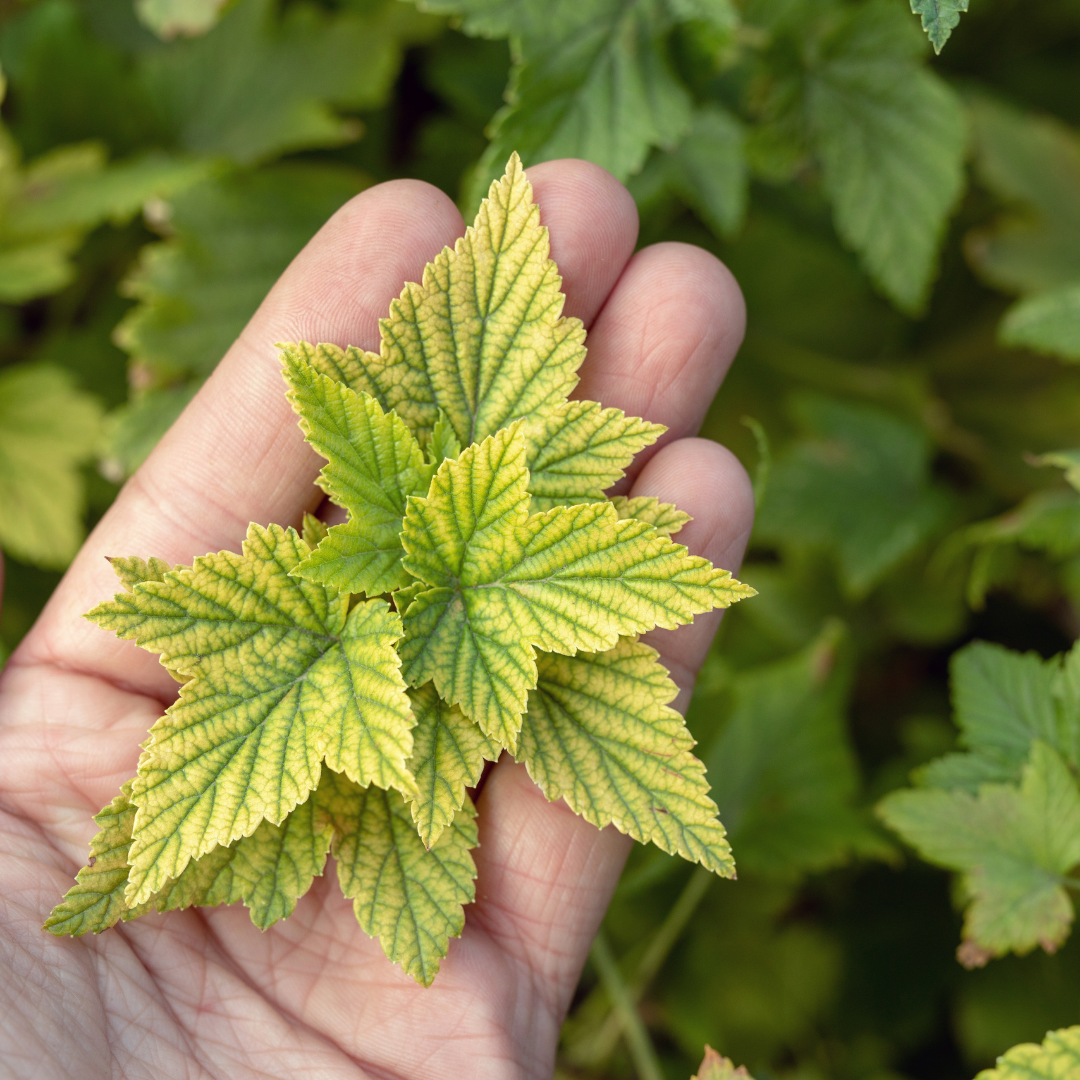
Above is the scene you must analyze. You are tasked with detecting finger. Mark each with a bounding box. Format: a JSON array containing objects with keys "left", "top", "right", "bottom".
[
  {"left": 15, "top": 163, "right": 639, "bottom": 697},
  {"left": 468, "top": 435, "right": 754, "bottom": 1033},
  {"left": 573, "top": 241, "right": 747, "bottom": 488},
  {"left": 633, "top": 437, "right": 755, "bottom": 712}
]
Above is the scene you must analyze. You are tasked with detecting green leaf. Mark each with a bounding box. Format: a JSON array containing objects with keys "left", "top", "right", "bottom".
[
  {"left": 283, "top": 349, "right": 434, "bottom": 595},
  {"left": 909, "top": 0, "right": 969, "bottom": 53},
  {"left": 967, "top": 96, "right": 1080, "bottom": 296},
  {"left": 879, "top": 741, "right": 1080, "bottom": 961},
  {"left": 43, "top": 784, "right": 137, "bottom": 936},
  {"left": 399, "top": 424, "right": 753, "bottom": 749},
  {"left": 321, "top": 769, "right": 479, "bottom": 985},
  {"left": 919, "top": 641, "right": 1080, "bottom": 792},
  {"left": 136, "top": 0, "right": 228, "bottom": 39},
  {"left": 521, "top": 637, "right": 735, "bottom": 875},
  {"left": 631, "top": 105, "right": 748, "bottom": 239},
  {"left": 691, "top": 1046, "right": 755, "bottom": 1080},
  {"left": 406, "top": 682, "right": 500, "bottom": 847},
  {"left": 0, "top": 135, "right": 210, "bottom": 303},
  {"left": 975, "top": 1026, "right": 1080, "bottom": 1080},
  {"left": 86, "top": 523, "right": 415, "bottom": 905},
  {"left": 754, "top": 394, "right": 953, "bottom": 597},
  {"left": 447, "top": 0, "right": 691, "bottom": 197},
  {"left": 1000, "top": 281, "right": 1080, "bottom": 362},
  {"left": 0, "top": 363, "right": 103, "bottom": 568},
  {"left": 109, "top": 165, "right": 368, "bottom": 475},
  {"left": 807, "top": 1, "right": 968, "bottom": 312},
  {"left": 700, "top": 621, "right": 887, "bottom": 878},
  {"left": 524, "top": 399, "right": 665, "bottom": 511},
  {"left": 362, "top": 153, "right": 587, "bottom": 448},
  {"left": 141, "top": 0, "right": 440, "bottom": 163}
]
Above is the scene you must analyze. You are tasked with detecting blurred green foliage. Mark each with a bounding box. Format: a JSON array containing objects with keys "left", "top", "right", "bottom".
[{"left": 1, "top": 0, "right": 1079, "bottom": 1076}]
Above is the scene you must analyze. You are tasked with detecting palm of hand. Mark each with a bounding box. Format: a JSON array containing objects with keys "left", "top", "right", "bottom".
[{"left": 0, "top": 161, "right": 751, "bottom": 1080}]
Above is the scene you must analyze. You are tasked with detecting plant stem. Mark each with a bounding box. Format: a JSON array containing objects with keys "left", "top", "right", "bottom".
[
  {"left": 568, "top": 866, "right": 715, "bottom": 1066},
  {"left": 589, "top": 930, "right": 665, "bottom": 1080}
]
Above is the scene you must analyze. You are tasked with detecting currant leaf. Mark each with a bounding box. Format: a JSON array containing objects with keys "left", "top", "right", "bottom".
[
  {"left": 523, "top": 399, "right": 665, "bottom": 511},
  {"left": 348, "top": 152, "right": 587, "bottom": 448},
  {"left": 399, "top": 424, "right": 754, "bottom": 749},
  {"left": 320, "top": 769, "right": 479, "bottom": 985},
  {"left": 407, "top": 682, "right": 500, "bottom": 848},
  {"left": 521, "top": 638, "right": 735, "bottom": 875},
  {"left": 283, "top": 349, "right": 434, "bottom": 594},
  {"left": 86, "top": 523, "right": 415, "bottom": 905}
]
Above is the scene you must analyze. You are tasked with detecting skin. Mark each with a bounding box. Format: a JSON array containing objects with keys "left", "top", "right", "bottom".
[{"left": 0, "top": 159, "right": 754, "bottom": 1080}]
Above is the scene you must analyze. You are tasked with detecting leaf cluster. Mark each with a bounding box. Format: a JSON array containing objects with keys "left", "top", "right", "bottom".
[{"left": 45, "top": 158, "right": 752, "bottom": 983}]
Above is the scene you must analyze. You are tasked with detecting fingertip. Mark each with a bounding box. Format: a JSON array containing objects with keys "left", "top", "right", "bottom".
[{"left": 526, "top": 159, "right": 639, "bottom": 327}]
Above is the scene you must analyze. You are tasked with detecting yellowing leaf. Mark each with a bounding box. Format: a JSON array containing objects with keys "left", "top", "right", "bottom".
[
  {"left": 136, "top": 784, "right": 334, "bottom": 929},
  {"left": 407, "top": 682, "right": 500, "bottom": 848},
  {"left": 399, "top": 425, "right": 753, "bottom": 749},
  {"left": 356, "top": 152, "right": 587, "bottom": 448},
  {"left": 609, "top": 496, "right": 690, "bottom": 536},
  {"left": 975, "top": 1025, "right": 1080, "bottom": 1080},
  {"left": 86, "top": 523, "right": 415, "bottom": 905},
  {"left": 48, "top": 766, "right": 476, "bottom": 969},
  {"left": 283, "top": 349, "right": 434, "bottom": 595},
  {"left": 321, "top": 769, "right": 479, "bottom": 985},
  {"left": 524, "top": 399, "right": 665, "bottom": 511},
  {"left": 522, "top": 638, "right": 735, "bottom": 875},
  {"left": 43, "top": 784, "right": 137, "bottom": 936},
  {"left": 878, "top": 741, "right": 1080, "bottom": 961}
]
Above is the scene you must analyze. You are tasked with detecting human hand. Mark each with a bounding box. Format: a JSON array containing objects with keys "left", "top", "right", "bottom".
[{"left": 0, "top": 160, "right": 752, "bottom": 1080}]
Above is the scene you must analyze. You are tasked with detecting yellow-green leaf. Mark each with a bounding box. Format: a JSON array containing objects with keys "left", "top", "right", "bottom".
[
  {"left": 609, "top": 495, "right": 691, "bottom": 536},
  {"left": 43, "top": 784, "right": 137, "bottom": 936},
  {"left": 522, "top": 638, "right": 734, "bottom": 876},
  {"left": 407, "top": 682, "right": 500, "bottom": 847},
  {"left": 321, "top": 769, "right": 479, "bottom": 985},
  {"left": 524, "top": 399, "right": 665, "bottom": 511},
  {"left": 86, "top": 522, "right": 415, "bottom": 905},
  {"left": 283, "top": 349, "right": 434, "bottom": 594},
  {"left": 358, "top": 153, "right": 587, "bottom": 448},
  {"left": 399, "top": 425, "right": 753, "bottom": 750},
  {"left": 975, "top": 1025, "right": 1080, "bottom": 1080}
]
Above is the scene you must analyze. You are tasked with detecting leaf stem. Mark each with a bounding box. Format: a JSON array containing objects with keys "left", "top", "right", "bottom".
[{"left": 589, "top": 930, "right": 665, "bottom": 1080}]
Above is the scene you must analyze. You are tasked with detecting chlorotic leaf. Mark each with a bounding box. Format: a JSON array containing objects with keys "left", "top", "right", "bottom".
[
  {"left": 999, "top": 281, "right": 1080, "bottom": 363},
  {"left": 106, "top": 555, "right": 175, "bottom": 591},
  {"left": 321, "top": 769, "right": 479, "bottom": 985},
  {"left": 609, "top": 496, "right": 691, "bottom": 536},
  {"left": 399, "top": 425, "right": 753, "bottom": 749},
  {"left": 283, "top": 349, "right": 434, "bottom": 594},
  {"left": 43, "top": 784, "right": 138, "bottom": 936},
  {"left": 360, "top": 153, "right": 587, "bottom": 448},
  {"left": 807, "top": 1, "right": 967, "bottom": 312},
  {"left": 909, "top": 0, "right": 969, "bottom": 54},
  {"left": 691, "top": 1045, "right": 755, "bottom": 1080},
  {"left": 85, "top": 523, "right": 414, "bottom": 905},
  {"left": 137, "top": 781, "right": 335, "bottom": 929},
  {"left": 521, "top": 638, "right": 735, "bottom": 875},
  {"left": 975, "top": 1026, "right": 1080, "bottom": 1080},
  {"left": 407, "top": 682, "right": 500, "bottom": 848},
  {"left": 524, "top": 399, "right": 665, "bottom": 511},
  {"left": 878, "top": 741, "right": 1080, "bottom": 961}
]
